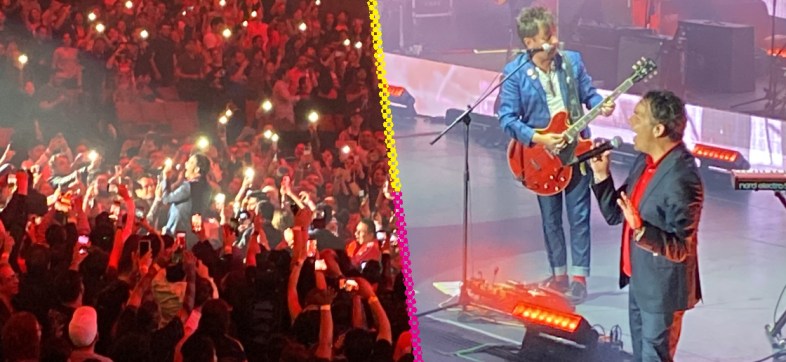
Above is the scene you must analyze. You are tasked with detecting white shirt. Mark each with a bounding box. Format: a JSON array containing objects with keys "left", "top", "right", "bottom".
[{"left": 535, "top": 63, "right": 567, "bottom": 118}]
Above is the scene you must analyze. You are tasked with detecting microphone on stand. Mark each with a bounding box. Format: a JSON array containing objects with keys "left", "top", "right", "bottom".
[
  {"left": 566, "top": 136, "right": 623, "bottom": 166},
  {"left": 524, "top": 43, "right": 552, "bottom": 56}
]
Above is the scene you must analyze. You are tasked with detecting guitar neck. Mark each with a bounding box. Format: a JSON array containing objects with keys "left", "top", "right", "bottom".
[{"left": 565, "top": 78, "right": 635, "bottom": 141}]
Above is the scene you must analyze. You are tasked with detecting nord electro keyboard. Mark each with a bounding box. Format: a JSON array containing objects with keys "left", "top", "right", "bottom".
[{"left": 731, "top": 170, "right": 786, "bottom": 190}]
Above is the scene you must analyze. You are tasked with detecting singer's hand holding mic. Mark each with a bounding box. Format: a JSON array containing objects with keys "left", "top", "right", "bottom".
[{"left": 588, "top": 136, "right": 622, "bottom": 183}]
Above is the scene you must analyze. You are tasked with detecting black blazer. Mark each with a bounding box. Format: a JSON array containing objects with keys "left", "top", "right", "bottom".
[{"left": 592, "top": 143, "right": 703, "bottom": 314}]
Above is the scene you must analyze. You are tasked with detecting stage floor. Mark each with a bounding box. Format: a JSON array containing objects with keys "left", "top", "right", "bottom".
[{"left": 393, "top": 117, "right": 786, "bottom": 361}]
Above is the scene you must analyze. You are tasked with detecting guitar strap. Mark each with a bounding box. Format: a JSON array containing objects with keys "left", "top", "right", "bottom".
[
  {"left": 559, "top": 51, "right": 584, "bottom": 125},
  {"left": 560, "top": 52, "right": 588, "bottom": 175}
]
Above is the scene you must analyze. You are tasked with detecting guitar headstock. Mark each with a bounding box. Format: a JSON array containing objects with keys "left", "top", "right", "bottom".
[{"left": 630, "top": 57, "right": 658, "bottom": 83}]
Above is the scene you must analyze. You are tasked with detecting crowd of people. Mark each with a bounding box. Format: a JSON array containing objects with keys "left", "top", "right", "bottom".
[{"left": 0, "top": 0, "right": 411, "bottom": 361}]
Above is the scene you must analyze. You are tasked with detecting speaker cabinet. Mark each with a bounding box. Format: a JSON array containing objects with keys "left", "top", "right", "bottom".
[
  {"left": 380, "top": 2, "right": 407, "bottom": 52},
  {"left": 412, "top": 0, "right": 452, "bottom": 16},
  {"left": 410, "top": 0, "right": 455, "bottom": 51},
  {"left": 617, "top": 34, "right": 671, "bottom": 94},
  {"left": 569, "top": 25, "right": 652, "bottom": 89},
  {"left": 681, "top": 19, "right": 755, "bottom": 93}
]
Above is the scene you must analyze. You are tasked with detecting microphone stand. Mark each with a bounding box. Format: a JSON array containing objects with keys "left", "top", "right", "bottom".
[
  {"left": 765, "top": 191, "right": 786, "bottom": 354},
  {"left": 416, "top": 51, "right": 535, "bottom": 317},
  {"left": 775, "top": 191, "right": 786, "bottom": 209},
  {"left": 732, "top": 0, "right": 781, "bottom": 116}
]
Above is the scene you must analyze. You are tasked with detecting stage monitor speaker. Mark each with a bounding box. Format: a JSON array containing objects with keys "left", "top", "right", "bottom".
[
  {"left": 617, "top": 33, "right": 671, "bottom": 94},
  {"left": 515, "top": 317, "right": 599, "bottom": 362},
  {"left": 681, "top": 19, "right": 755, "bottom": 93}
]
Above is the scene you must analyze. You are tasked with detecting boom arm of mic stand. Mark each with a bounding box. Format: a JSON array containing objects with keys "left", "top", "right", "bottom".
[{"left": 429, "top": 56, "right": 532, "bottom": 146}]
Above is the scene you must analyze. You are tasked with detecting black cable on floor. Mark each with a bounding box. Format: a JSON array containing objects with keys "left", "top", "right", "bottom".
[{"left": 752, "top": 350, "right": 786, "bottom": 362}]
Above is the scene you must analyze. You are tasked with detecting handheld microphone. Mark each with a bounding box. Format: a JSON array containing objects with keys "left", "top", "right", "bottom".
[{"left": 567, "top": 136, "right": 622, "bottom": 166}]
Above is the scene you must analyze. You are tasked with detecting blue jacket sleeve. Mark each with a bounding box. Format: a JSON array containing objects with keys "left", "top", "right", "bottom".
[
  {"left": 498, "top": 62, "right": 536, "bottom": 146},
  {"left": 574, "top": 53, "right": 604, "bottom": 109},
  {"left": 162, "top": 180, "right": 191, "bottom": 205}
]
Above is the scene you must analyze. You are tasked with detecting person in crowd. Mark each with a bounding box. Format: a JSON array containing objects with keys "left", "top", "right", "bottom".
[{"left": 69, "top": 306, "right": 112, "bottom": 362}]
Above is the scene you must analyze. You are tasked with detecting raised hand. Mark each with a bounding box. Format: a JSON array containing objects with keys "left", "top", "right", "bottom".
[
  {"left": 280, "top": 175, "right": 292, "bottom": 196},
  {"left": 355, "top": 277, "right": 375, "bottom": 299},
  {"left": 183, "top": 251, "right": 197, "bottom": 275},
  {"left": 196, "top": 260, "right": 210, "bottom": 279},
  {"left": 222, "top": 224, "right": 236, "bottom": 251},
  {"left": 117, "top": 184, "right": 131, "bottom": 201},
  {"left": 617, "top": 191, "right": 642, "bottom": 230},
  {"left": 311, "top": 288, "right": 337, "bottom": 306},
  {"left": 72, "top": 240, "right": 88, "bottom": 268},
  {"left": 299, "top": 191, "right": 316, "bottom": 210},
  {"left": 294, "top": 207, "right": 313, "bottom": 229},
  {"left": 2, "top": 144, "right": 15, "bottom": 162},
  {"left": 138, "top": 248, "right": 153, "bottom": 274}
]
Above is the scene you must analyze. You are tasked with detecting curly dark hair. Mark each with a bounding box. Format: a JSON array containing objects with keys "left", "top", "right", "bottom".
[
  {"left": 516, "top": 7, "right": 554, "bottom": 40},
  {"left": 191, "top": 153, "right": 211, "bottom": 179},
  {"left": 642, "top": 90, "right": 687, "bottom": 142}
]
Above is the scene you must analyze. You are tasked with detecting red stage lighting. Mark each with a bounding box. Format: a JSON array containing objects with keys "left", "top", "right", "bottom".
[
  {"left": 692, "top": 143, "right": 749, "bottom": 170},
  {"left": 511, "top": 302, "right": 582, "bottom": 334}
]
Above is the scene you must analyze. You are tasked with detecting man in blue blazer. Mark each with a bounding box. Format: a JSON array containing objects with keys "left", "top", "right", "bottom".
[
  {"left": 497, "top": 6, "right": 614, "bottom": 303},
  {"left": 590, "top": 90, "right": 703, "bottom": 361}
]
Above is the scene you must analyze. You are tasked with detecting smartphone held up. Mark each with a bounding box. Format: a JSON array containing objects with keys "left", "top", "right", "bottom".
[
  {"left": 138, "top": 239, "right": 150, "bottom": 256},
  {"left": 339, "top": 278, "right": 359, "bottom": 292},
  {"left": 78, "top": 235, "right": 89, "bottom": 255}
]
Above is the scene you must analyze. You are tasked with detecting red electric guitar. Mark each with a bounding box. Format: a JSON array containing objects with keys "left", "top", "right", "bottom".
[{"left": 507, "top": 58, "right": 657, "bottom": 196}]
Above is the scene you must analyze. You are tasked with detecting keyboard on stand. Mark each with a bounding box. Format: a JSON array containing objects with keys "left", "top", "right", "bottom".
[{"left": 731, "top": 170, "right": 786, "bottom": 191}]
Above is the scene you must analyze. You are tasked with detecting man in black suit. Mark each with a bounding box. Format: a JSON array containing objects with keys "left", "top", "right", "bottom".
[{"left": 589, "top": 90, "right": 702, "bottom": 361}]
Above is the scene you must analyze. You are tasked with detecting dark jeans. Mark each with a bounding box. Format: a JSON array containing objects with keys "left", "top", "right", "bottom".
[
  {"left": 536, "top": 163, "right": 592, "bottom": 276},
  {"left": 629, "top": 287, "right": 685, "bottom": 362}
]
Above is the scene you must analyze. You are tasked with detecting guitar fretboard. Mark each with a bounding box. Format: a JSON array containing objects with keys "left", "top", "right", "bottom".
[{"left": 564, "top": 79, "right": 635, "bottom": 142}]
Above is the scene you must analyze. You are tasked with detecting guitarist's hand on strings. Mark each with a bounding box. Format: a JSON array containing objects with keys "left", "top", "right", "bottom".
[{"left": 534, "top": 133, "right": 566, "bottom": 153}]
